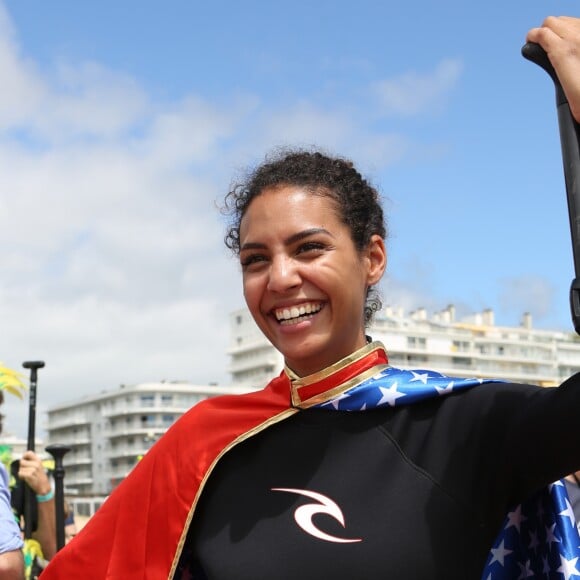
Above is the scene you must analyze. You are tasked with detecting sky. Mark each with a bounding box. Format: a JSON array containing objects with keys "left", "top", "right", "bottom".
[{"left": 1, "top": 0, "right": 579, "bottom": 438}]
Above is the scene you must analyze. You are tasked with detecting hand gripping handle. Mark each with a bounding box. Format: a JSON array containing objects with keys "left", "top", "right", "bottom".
[{"left": 522, "top": 42, "right": 580, "bottom": 334}]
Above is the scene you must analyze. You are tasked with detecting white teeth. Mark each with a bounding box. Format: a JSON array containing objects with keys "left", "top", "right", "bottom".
[{"left": 275, "top": 303, "right": 322, "bottom": 321}]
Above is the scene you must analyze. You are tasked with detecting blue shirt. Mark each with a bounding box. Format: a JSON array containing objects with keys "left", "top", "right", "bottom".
[{"left": 0, "top": 463, "right": 23, "bottom": 553}]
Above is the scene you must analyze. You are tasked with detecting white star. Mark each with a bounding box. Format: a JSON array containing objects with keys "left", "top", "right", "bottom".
[
  {"left": 377, "top": 383, "right": 406, "bottom": 407},
  {"left": 434, "top": 381, "right": 454, "bottom": 395},
  {"left": 329, "top": 391, "right": 350, "bottom": 410},
  {"left": 557, "top": 555, "right": 580, "bottom": 580},
  {"left": 359, "top": 402, "right": 367, "bottom": 411},
  {"left": 489, "top": 539, "right": 513, "bottom": 566},
  {"left": 517, "top": 559, "right": 534, "bottom": 578},
  {"left": 409, "top": 371, "right": 429, "bottom": 384},
  {"left": 546, "top": 523, "right": 561, "bottom": 547},
  {"left": 371, "top": 369, "right": 390, "bottom": 381},
  {"left": 559, "top": 498, "right": 577, "bottom": 527},
  {"left": 506, "top": 504, "right": 527, "bottom": 532}
]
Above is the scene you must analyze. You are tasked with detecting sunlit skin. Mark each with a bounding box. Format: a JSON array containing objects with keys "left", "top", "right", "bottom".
[{"left": 239, "top": 185, "right": 386, "bottom": 377}]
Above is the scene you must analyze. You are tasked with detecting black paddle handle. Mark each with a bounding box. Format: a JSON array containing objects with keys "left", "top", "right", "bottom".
[
  {"left": 522, "top": 42, "right": 580, "bottom": 335},
  {"left": 21, "top": 360, "right": 44, "bottom": 538}
]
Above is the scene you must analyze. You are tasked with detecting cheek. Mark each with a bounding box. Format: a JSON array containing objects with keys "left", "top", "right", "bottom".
[{"left": 242, "top": 277, "right": 261, "bottom": 308}]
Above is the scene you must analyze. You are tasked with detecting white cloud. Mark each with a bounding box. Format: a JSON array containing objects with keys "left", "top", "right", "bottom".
[
  {"left": 0, "top": 4, "right": 457, "bottom": 439},
  {"left": 497, "top": 275, "right": 557, "bottom": 322},
  {"left": 373, "top": 59, "right": 463, "bottom": 117}
]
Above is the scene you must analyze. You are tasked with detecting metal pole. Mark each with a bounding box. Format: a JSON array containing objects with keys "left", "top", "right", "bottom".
[{"left": 45, "top": 444, "right": 71, "bottom": 551}]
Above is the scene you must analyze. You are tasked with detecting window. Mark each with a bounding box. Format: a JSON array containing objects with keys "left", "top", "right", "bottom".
[
  {"left": 407, "top": 336, "right": 426, "bottom": 349},
  {"left": 452, "top": 340, "right": 470, "bottom": 352},
  {"left": 452, "top": 357, "right": 472, "bottom": 367},
  {"left": 406, "top": 354, "right": 428, "bottom": 363},
  {"left": 140, "top": 395, "right": 155, "bottom": 408}
]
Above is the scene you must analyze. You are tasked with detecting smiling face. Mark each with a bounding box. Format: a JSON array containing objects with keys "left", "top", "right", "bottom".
[{"left": 239, "top": 185, "right": 386, "bottom": 377}]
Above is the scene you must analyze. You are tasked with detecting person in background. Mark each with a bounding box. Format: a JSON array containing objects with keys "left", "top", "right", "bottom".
[
  {"left": 1, "top": 363, "right": 57, "bottom": 576},
  {"left": 0, "top": 390, "right": 24, "bottom": 580},
  {"left": 63, "top": 500, "right": 77, "bottom": 544}
]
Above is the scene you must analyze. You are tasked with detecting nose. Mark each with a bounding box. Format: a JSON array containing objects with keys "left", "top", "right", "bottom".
[{"left": 267, "top": 255, "right": 301, "bottom": 293}]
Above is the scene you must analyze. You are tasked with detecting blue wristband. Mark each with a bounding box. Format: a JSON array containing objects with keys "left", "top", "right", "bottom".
[{"left": 36, "top": 489, "right": 54, "bottom": 503}]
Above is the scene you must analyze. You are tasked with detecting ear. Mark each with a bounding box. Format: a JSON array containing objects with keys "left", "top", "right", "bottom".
[{"left": 365, "top": 235, "right": 387, "bottom": 285}]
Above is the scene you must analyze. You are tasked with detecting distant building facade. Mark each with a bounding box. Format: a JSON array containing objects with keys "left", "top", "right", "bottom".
[
  {"left": 228, "top": 305, "right": 580, "bottom": 387},
  {"left": 47, "top": 305, "right": 580, "bottom": 496}
]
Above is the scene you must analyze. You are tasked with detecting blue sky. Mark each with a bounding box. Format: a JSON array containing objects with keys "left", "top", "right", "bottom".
[{"left": 1, "top": 0, "right": 579, "bottom": 437}]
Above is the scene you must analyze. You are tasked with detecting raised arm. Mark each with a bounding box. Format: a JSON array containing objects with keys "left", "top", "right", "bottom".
[{"left": 18, "top": 451, "right": 56, "bottom": 560}]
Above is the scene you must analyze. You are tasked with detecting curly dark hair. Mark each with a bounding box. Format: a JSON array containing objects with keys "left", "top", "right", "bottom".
[{"left": 222, "top": 148, "right": 387, "bottom": 324}]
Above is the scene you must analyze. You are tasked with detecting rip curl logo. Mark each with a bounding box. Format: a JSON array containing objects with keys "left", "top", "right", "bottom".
[{"left": 271, "top": 487, "right": 362, "bottom": 543}]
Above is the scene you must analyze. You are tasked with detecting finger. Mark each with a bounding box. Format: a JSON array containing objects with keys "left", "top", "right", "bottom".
[
  {"left": 528, "top": 15, "right": 580, "bottom": 46},
  {"left": 542, "top": 15, "right": 580, "bottom": 38},
  {"left": 21, "top": 450, "right": 38, "bottom": 461},
  {"left": 527, "top": 25, "right": 565, "bottom": 50},
  {"left": 540, "top": 16, "right": 567, "bottom": 36}
]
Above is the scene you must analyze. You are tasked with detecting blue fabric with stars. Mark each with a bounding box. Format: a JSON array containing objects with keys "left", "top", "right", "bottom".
[{"left": 314, "top": 366, "right": 580, "bottom": 579}]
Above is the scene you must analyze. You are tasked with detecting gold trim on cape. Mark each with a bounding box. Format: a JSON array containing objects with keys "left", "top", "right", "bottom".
[
  {"left": 295, "top": 364, "right": 390, "bottom": 409},
  {"left": 287, "top": 341, "right": 386, "bottom": 407},
  {"left": 170, "top": 408, "right": 298, "bottom": 578}
]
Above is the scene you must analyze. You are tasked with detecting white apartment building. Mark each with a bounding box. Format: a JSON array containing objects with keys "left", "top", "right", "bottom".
[
  {"left": 228, "top": 305, "right": 580, "bottom": 387},
  {"left": 46, "top": 305, "right": 580, "bottom": 497}
]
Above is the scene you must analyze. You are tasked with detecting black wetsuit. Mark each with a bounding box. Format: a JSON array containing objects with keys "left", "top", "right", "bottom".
[{"left": 176, "top": 376, "right": 580, "bottom": 579}]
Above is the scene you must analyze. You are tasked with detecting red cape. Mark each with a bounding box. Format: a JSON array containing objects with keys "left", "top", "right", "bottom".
[{"left": 42, "top": 345, "right": 387, "bottom": 579}]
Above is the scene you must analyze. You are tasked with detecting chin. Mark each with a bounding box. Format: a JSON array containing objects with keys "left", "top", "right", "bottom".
[{"left": 283, "top": 343, "right": 335, "bottom": 375}]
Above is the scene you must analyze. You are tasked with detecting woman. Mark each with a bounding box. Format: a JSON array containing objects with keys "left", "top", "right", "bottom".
[
  {"left": 43, "top": 18, "right": 580, "bottom": 580},
  {"left": 42, "top": 150, "right": 580, "bottom": 580}
]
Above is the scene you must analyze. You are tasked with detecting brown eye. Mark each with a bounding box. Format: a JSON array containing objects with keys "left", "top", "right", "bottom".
[
  {"left": 297, "top": 242, "right": 325, "bottom": 254},
  {"left": 241, "top": 254, "right": 268, "bottom": 269}
]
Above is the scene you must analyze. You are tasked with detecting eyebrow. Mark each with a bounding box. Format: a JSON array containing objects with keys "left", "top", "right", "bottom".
[{"left": 240, "top": 228, "right": 333, "bottom": 251}]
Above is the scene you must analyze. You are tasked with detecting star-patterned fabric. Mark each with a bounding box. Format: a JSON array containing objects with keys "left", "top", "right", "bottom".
[{"left": 314, "top": 366, "right": 580, "bottom": 579}]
